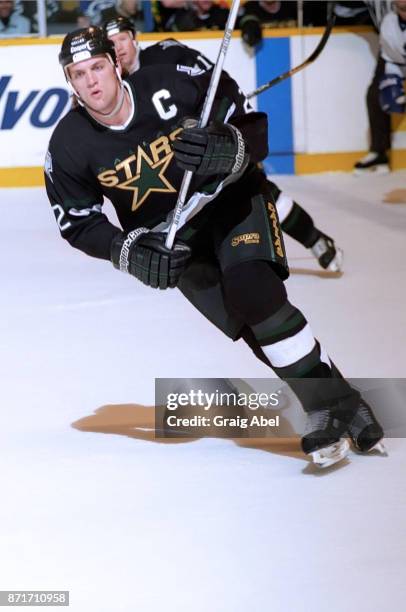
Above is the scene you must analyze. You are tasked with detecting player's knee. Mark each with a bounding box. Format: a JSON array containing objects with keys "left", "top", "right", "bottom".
[{"left": 222, "top": 260, "right": 287, "bottom": 326}]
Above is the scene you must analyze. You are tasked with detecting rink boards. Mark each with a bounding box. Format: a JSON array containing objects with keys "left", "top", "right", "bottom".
[{"left": 0, "top": 27, "right": 405, "bottom": 186}]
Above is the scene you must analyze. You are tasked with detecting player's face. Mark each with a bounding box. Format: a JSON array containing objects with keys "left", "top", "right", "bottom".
[
  {"left": 68, "top": 56, "right": 120, "bottom": 114},
  {"left": 195, "top": 0, "right": 213, "bottom": 12},
  {"left": 109, "top": 31, "right": 137, "bottom": 72}
]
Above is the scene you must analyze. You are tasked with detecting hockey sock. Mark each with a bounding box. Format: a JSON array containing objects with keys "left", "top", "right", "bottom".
[
  {"left": 248, "top": 320, "right": 357, "bottom": 413},
  {"left": 280, "top": 202, "right": 320, "bottom": 248},
  {"left": 222, "top": 259, "right": 356, "bottom": 412},
  {"left": 238, "top": 297, "right": 357, "bottom": 413}
]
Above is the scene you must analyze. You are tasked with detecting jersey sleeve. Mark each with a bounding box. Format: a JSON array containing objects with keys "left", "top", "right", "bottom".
[
  {"left": 190, "top": 69, "right": 269, "bottom": 163},
  {"left": 380, "top": 13, "right": 406, "bottom": 77},
  {"left": 148, "top": 39, "right": 214, "bottom": 73},
  {"left": 44, "top": 131, "right": 121, "bottom": 261}
]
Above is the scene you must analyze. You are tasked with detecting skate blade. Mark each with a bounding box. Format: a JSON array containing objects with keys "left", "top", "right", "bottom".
[
  {"left": 326, "top": 248, "right": 344, "bottom": 273},
  {"left": 311, "top": 439, "right": 350, "bottom": 468},
  {"left": 374, "top": 442, "right": 387, "bottom": 455},
  {"left": 368, "top": 441, "right": 388, "bottom": 456},
  {"left": 352, "top": 439, "right": 388, "bottom": 456}
]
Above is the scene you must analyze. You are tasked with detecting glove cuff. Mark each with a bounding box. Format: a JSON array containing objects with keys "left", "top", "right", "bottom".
[
  {"left": 111, "top": 228, "right": 149, "bottom": 273},
  {"left": 228, "top": 124, "right": 249, "bottom": 174}
]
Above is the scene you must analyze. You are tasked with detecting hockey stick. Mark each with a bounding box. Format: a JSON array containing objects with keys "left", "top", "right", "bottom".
[
  {"left": 247, "top": 2, "right": 336, "bottom": 99},
  {"left": 165, "top": 0, "right": 241, "bottom": 250}
]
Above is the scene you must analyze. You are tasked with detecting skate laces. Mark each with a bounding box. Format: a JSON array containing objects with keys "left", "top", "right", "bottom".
[
  {"left": 358, "top": 401, "right": 375, "bottom": 425},
  {"left": 305, "top": 409, "right": 330, "bottom": 433}
]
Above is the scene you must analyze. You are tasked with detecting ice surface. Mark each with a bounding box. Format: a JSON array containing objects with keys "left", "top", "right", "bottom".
[{"left": 0, "top": 172, "right": 405, "bottom": 611}]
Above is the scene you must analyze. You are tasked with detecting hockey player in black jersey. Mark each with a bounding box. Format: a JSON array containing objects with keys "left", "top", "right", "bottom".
[
  {"left": 103, "top": 16, "right": 343, "bottom": 273},
  {"left": 45, "top": 26, "right": 384, "bottom": 467}
]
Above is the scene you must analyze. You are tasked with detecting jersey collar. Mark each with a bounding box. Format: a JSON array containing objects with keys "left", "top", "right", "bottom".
[
  {"left": 87, "top": 81, "right": 136, "bottom": 132},
  {"left": 108, "top": 81, "right": 136, "bottom": 131}
]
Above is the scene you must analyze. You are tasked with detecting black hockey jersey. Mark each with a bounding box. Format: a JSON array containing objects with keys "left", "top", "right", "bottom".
[
  {"left": 138, "top": 38, "right": 213, "bottom": 74},
  {"left": 45, "top": 64, "right": 268, "bottom": 260}
]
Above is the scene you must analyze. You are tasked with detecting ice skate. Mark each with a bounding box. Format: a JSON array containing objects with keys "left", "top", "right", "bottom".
[
  {"left": 301, "top": 408, "right": 351, "bottom": 468},
  {"left": 310, "top": 232, "right": 343, "bottom": 272},
  {"left": 353, "top": 152, "right": 390, "bottom": 175},
  {"left": 301, "top": 395, "right": 359, "bottom": 468},
  {"left": 347, "top": 398, "right": 387, "bottom": 455},
  {"left": 305, "top": 437, "right": 350, "bottom": 468}
]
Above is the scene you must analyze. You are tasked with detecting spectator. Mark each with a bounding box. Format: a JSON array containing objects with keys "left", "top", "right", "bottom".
[
  {"left": 85, "top": 0, "right": 115, "bottom": 24},
  {"left": 0, "top": 0, "right": 30, "bottom": 35},
  {"left": 240, "top": 1, "right": 296, "bottom": 48},
  {"left": 161, "top": 0, "right": 229, "bottom": 32},
  {"left": 77, "top": 12, "right": 91, "bottom": 28},
  {"left": 86, "top": 0, "right": 143, "bottom": 30},
  {"left": 152, "top": 0, "right": 187, "bottom": 32},
  {"left": 352, "top": 0, "right": 395, "bottom": 173},
  {"left": 17, "top": 0, "right": 65, "bottom": 34},
  {"left": 378, "top": 2, "right": 406, "bottom": 113},
  {"left": 302, "top": 1, "right": 328, "bottom": 26},
  {"left": 333, "top": 1, "right": 373, "bottom": 25}
]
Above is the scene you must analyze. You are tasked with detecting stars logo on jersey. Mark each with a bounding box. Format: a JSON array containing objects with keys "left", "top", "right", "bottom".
[
  {"left": 117, "top": 147, "right": 176, "bottom": 211},
  {"left": 97, "top": 127, "right": 182, "bottom": 212}
]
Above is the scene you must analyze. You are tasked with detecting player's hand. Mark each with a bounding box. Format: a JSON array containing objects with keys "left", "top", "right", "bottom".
[
  {"left": 111, "top": 229, "right": 191, "bottom": 289},
  {"left": 379, "top": 74, "right": 406, "bottom": 114},
  {"left": 173, "top": 120, "right": 249, "bottom": 176}
]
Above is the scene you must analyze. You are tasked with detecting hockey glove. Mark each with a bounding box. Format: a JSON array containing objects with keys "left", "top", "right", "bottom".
[
  {"left": 111, "top": 229, "right": 191, "bottom": 289},
  {"left": 173, "top": 120, "right": 250, "bottom": 176},
  {"left": 379, "top": 74, "right": 406, "bottom": 114},
  {"left": 240, "top": 16, "right": 262, "bottom": 47}
]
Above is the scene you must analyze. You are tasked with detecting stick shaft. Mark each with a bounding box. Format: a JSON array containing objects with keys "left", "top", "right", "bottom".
[
  {"left": 247, "top": 2, "right": 336, "bottom": 99},
  {"left": 165, "top": 0, "right": 241, "bottom": 250}
]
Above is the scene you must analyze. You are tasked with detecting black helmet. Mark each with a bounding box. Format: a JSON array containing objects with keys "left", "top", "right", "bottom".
[
  {"left": 59, "top": 26, "right": 117, "bottom": 70},
  {"left": 103, "top": 16, "right": 136, "bottom": 37}
]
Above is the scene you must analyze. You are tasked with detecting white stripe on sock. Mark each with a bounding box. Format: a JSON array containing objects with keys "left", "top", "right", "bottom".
[
  {"left": 275, "top": 192, "right": 294, "bottom": 223},
  {"left": 262, "top": 323, "right": 316, "bottom": 368}
]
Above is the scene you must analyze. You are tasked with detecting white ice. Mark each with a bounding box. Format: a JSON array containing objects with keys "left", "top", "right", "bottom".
[{"left": 0, "top": 172, "right": 406, "bottom": 612}]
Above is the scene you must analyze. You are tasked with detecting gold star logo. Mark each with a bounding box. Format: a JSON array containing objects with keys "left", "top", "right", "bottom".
[{"left": 117, "top": 146, "right": 177, "bottom": 211}]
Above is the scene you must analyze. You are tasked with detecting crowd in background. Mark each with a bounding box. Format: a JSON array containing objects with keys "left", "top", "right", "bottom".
[
  {"left": 0, "top": 1, "right": 382, "bottom": 39},
  {"left": 2, "top": 0, "right": 404, "bottom": 175}
]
